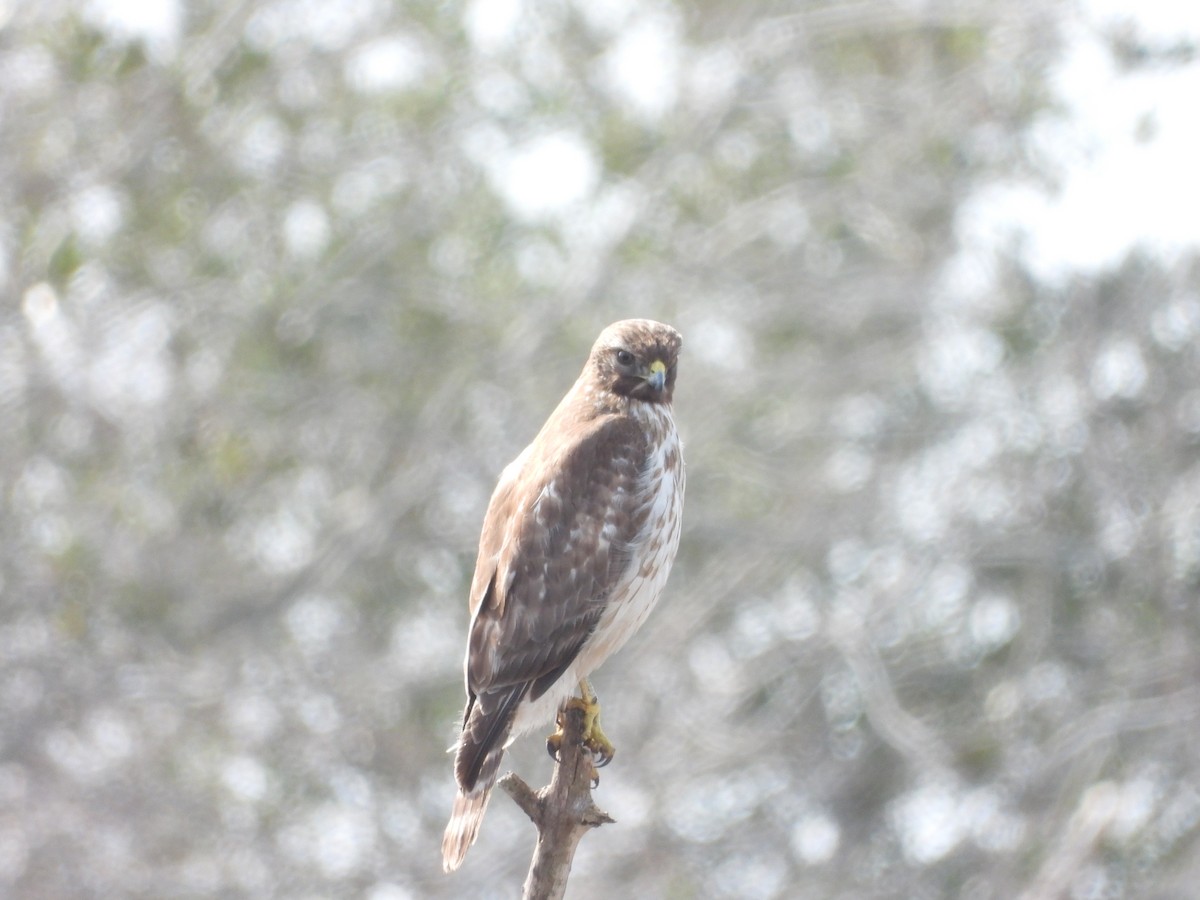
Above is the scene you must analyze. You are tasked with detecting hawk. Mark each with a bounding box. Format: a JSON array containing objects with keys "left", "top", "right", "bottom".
[{"left": 442, "top": 319, "right": 685, "bottom": 872}]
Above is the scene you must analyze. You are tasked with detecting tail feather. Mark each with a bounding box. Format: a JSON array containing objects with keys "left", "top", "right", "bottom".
[
  {"left": 443, "top": 687, "right": 523, "bottom": 872},
  {"left": 442, "top": 745, "right": 503, "bottom": 872}
]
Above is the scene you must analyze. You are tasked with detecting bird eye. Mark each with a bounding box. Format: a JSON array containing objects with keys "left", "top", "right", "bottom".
[{"left": 615, "top": 349, "right": 635, "bottom": 367}]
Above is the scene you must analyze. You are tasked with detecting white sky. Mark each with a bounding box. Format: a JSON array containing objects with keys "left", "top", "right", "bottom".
[
  {"left": 959, "top": 0, "right": 1200, "bottom": 283},
  {"left": 84, "top": 0, "right": 180, "bottom": 60}
]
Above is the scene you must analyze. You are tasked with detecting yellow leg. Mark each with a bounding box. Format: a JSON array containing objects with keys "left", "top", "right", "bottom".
[{"left": 545, "top": 679, "right": 616, "bottom": 784}]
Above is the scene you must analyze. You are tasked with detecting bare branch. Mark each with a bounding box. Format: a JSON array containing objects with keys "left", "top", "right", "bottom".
[{"left": 498, "top": 705, "right": 616, "bottom": 900}]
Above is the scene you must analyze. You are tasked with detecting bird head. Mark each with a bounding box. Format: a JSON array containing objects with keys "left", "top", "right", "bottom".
[{"left": 590, "top": 319, "right": 682, "bottom": 404}]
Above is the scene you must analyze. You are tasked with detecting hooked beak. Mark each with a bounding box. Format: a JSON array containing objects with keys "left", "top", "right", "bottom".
[{"left": 646, "top": 359, "right": 667, "bottom": 392}]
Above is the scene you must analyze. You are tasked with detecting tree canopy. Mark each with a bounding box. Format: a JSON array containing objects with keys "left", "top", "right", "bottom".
[{"left": 2, "top": 1, "right": 1199, "bottom": 897}]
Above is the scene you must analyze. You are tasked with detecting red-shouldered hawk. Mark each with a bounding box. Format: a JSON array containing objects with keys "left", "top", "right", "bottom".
[{"left": 442, "top": 319, "right": 685, "bottom": 872}]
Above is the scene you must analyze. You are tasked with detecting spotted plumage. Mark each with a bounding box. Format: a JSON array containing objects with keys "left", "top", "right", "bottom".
[{"left": 442, "top": 319, "right": 685, "bottom": 872}]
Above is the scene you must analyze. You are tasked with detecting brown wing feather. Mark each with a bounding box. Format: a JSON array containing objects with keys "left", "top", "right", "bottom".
[
  {"left": 451, "top": 414, "right": 651, "bottom": 792},
  {"left": 467, "top": 413, "right": 649, "bottom": 697},
  {"left": 454, "top": 682, "right": 526, "bottom": 790}
]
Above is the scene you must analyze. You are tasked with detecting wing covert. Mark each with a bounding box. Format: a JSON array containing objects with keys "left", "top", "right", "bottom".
[{"left": 465, "top": 414, "right": 652, "bottom": 699}]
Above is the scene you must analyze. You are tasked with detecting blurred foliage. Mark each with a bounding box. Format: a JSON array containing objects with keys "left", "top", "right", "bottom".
[{"left": 2, "top": 1, "right": 1200, "bottom": 898}]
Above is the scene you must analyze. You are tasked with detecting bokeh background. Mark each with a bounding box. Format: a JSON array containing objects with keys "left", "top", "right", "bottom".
[{"left": 4, "top": 1, "right": 1200, "bottom": 897}]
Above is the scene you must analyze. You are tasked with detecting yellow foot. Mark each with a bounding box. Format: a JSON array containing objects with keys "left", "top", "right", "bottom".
[{"left": 545, "top": 680, "right": 616, "bottom": 785}]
